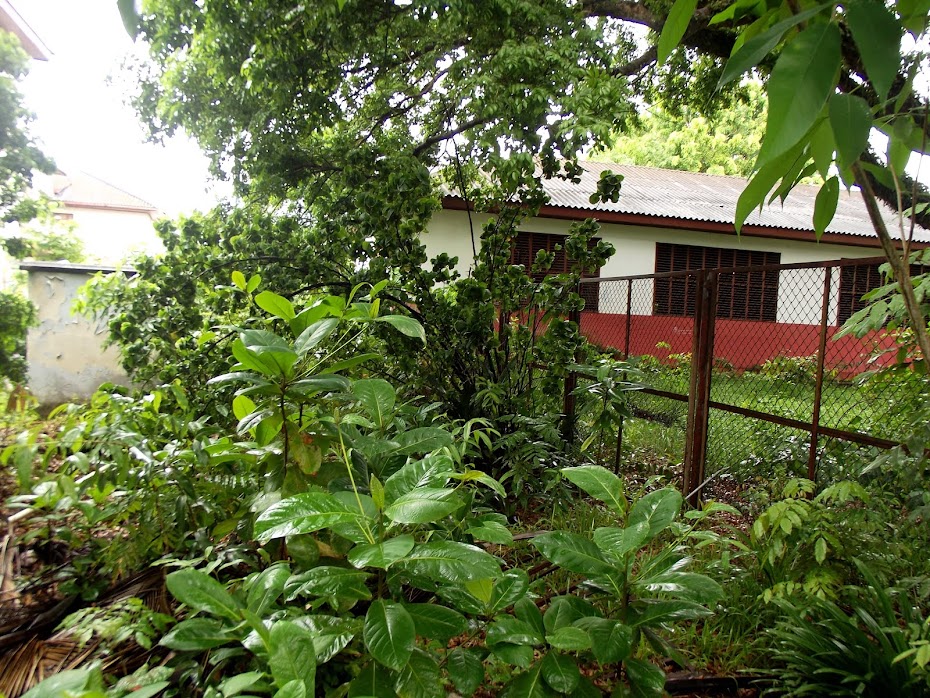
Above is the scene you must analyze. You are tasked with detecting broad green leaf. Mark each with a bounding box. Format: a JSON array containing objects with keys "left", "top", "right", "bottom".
[
  {"left": 246, "top": 273, "right": 261, "bottom": 293},
  {"left": 446, "top": 647, "right": 484, "bottom": 697},
  {"left": 757, "top": 22, "right": 841, "bottom": 168},
  {"left": 21, "top": 668, "right": 105, "bottom": 698},
  {"left": 466, "top": 577, "right": 494, "bottom": 604},
  {"left": 384, "top": 487, "right": 462, "bottom": 524},
  {"left": 348, "top": 535, "right": 415, "bottom": 569},
  {"left": 718, "top": 4, "right": 832, "bottom": 87},
  {"left": 254, "top": 491, "right": 366, "bottom": 542},
  {"left": 375, "top": 314, "right": 426, "bottom": 342},
  {"left": 393, "top": 426, "right": 453, "bottom": 455},
  {"left": 295, "top": 318, "right": 339, "bottom": 356},
  {"left": 629, "top": 488, "right": 682, "bottom": 541},
  {"left": 636, "top": 572, "right": 723, "bottom": 605},
  {"left": 256, "top": 291, "right": 296, "bottom": 321},
  {"left": 399, "top": 541, "right": 502, "bottom": 582},
  {"left": 515, "top": 597, "right": 545, "bottom": 638},
  {"left": 241, "top": 328, "right": 291, "bottom": 350},
  {"left": 347, "top": 662, "right": 395, "bottom": 698},
  {"left": 331, "top": 491, "right": 378, "bottom": 544},
  {"left": 274, "top": 680, "right": 307, "bottom": 698},
  {"left": 452, "top": 470, "right": 508, "bottom": 499},
  {"left": 487, "top": 616, "right": 545, "bottom": 647},
  {"left": 501, "top": 661, "right": 553, "bottom": 698},
  {"left": 489, "top": 569, "right": 531, "bottom": 613},
  {"left": 231, "top": 270, "right": 247, "bottom": 290},
  {"left": 321, "top": 352, "right": 381, "bottom": 374},
  {"left": 166, "top": 569, "right": 241, "bottom": 622},
  {"left": 246, "top": 563, "right": 291, "bottom": 615},
  {"left": 437, "top": 585, "right": 485, "bottom": 615},
  {"left": 846, "top": 0, "right": 901, "bottom": 101},
  {"left": 370, "top": 474, "right": 385, "bottom": 510},
  {"left": 560, "top": 465, "right": 626, "bottom": 514},
  {"left": 269, "top": 621, "right": 317, "bottom": 691},
  {"left": 353, "top": 378, "right": 396, "bottom": 430},
  {"left": 286, "top": 566, "right": 372, "bottom": 604},
  {"left": 809, "top": 118, "right": 835, "bottom": 179},
  {"left": 220, "top": 671, "right": 266, "bottom": 696},
  {"left": 572, "top": 617, "right": 632, "bottom": 664},
  {"left": 532, "top": 532, "right": 616, "bottom": 576},
  {"left": 624, "top": 658, "right": 666, "bottom": 697},
  {"left": 813, "top": 176, "right": 840, "bottom": 238},
  {"left": 363, "top": 600, "right": 416, "bottom": 671},
  {"left": 494, "top": 643, "right": 535, "bottom": 668},
  {"left": 829, "top": 94, "right": 872, "bottom": 170},
  {"left": 546, "top": 626, "right": 592, "bottom": 651},
  {"left": 384, "top": 453, "right": 455, "bottom": 501},
  {"left": 395, "top": 649, "right": 443, "bottom": 698},
  {"left": 592, "top": 523, "right": 649, "bottom": 561},
  {"left": 630, "top": 600, "right": 713, "bottom": 627},
  {"left": 657, "top": 0, "right": 698, "bottom": 65},
  {"left": 295, "top": 615, "right": 359, "bottom": 663},
  {"left": 405, "top": 603, "right": 468, "bottom": 641},
  {"left": 735, "top": 143, "right": 806, "bottom": 231},
  {"left": 159, "top": 617, "right": 235, "bottom": 651},
  {"left": 287, "top": 375, "right": 351, "bottom": 397},
  {"left": 543, "top": 596, "right": 598, "bottom": 634},
  {"left": 815, "top": 536, "right": 828, "bottom": 563},
  {"left": 540, "top": 652, "right": 580, "bottom": 693},
  {"left": 232, "top": 394, "right": 257, "bottom": 421},
  {"left": 290, "top": 304, "right": 332, "bottom": 337},
  {"left": 467, "top": 521, "right": 513, "bottom": 545}
]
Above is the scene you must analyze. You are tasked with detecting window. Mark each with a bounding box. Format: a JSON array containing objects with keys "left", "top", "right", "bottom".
[
  {"left": 837, "top": 260, "right": 929, "bottom": 325},
  {"left": 510, "top": 231, "right": 601, "bottom": 311},
  {"left": 654, "top": 242, "right": 780, "bottom": 321}
]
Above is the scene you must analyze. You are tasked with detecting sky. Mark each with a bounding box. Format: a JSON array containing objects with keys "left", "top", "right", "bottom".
[{"left": 15, "top": 1, "right": 229, "bottom": 217}]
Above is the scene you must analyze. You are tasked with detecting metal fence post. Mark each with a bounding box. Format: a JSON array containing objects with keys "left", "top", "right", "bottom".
[
  {"left": 808, "top": 267, "right": 833, "bottom": 482},
  {"left": 683, "top": 271, "right": 717, "bottom": 507},
  {"left": 562, "top": 304, "right": 582, "bottom": 444}
]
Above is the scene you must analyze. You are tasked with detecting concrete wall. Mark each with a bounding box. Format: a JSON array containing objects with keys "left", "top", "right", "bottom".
[{"left": 22, "top": 262, "right": 131, "bottom": 407}]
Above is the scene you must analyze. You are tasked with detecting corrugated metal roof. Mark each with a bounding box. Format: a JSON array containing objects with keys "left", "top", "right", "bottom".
[
  {"left": 50, "top": 171, "right": 158, "bottom": 213},
  {"left": 453, "top": 160, "right": 930, "bottom": 243}
]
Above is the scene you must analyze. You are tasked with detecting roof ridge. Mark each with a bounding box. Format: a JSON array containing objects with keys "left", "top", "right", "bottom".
[{"left": 73, "top": 171, "right": 158, "bottom": 211}]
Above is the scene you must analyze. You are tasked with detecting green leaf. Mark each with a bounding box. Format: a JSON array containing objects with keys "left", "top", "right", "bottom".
[
  {"left": 630, "top": 600, "right": 713, "bottom": 627},
  {"left": 269, "top": 621, "right": 317, "bottom": 691},
  {"left": 546, "top": 627, "right": 591, "bottom": 652},
  {"left": 628, "top": 488, "right": 682, "bottom": 541},
  {"left": 287, "top": 375, "right": 351, "bottom": 397},
  {"left": 348, "top": 535, "right": 415, "bottom": 569},
  {"left": 815, "top": 536, "right": 828, "bottom": 563},
  {"left": 375, "top": 314, "right": 426, "bottom": 342},
  {"left": 467, "top": 521, "right": 513, "bottom": 545},
  {"left": 636, "top": 571, "right": 723, "bottom": 604},
  {"left": 286, "top": 566, "right": 372, "bottom": 604},
  {"left": 487, "top": 617, "right": 546, "bottom": 647},
  {"left": 246, "top": 274, "right": 262, "bottom": 293},
  {"left": 353, "top": 378, "right": 396, "bottom": 430},
  {"left": 846, "top": 0, "right": 901, "bottom": 101},
  {"left": 624, "top": 658, "right": 666, "bottom": 697},
  {"left": 399, "top": 541, "right": 502, "bottom": 583},
  {"left": 453, "top": 470, "right": 508, "bottom": 499},
  {"left": 735, "top": 143, "right": 805, "bottom": 231},
  {"left": 347, "top": 663, "right": 396, "bottom": 698},
  {"left": 254, "top": 491, "right": 367, "bottom": 542},
  {"left": 490, "top": 569, "right": 531, "bottom": 613},
  {"left": 572, "top": 617, "right": 632, "bottom": 664},
  {"left": 494, "top": 643, "right": 535, "bottom": 668},
  {"left": 294, "top": 318, "right": 339, "bottom": 356},
  {"left": 384, "top": 487, "right": 463, "bottom": 524},
  {"left": 592, "top": 523, "right": 649, "bottom": 561},
  {"left": 166, "top": 569, "right": 241, "bottom": 622},
  {"left": 560, "top": 466, "right": 626, "bottom": 514},
  {"left": 515, "top": 597, "right": 545, "bottom": 638},
  {"left": 231, "top": 270, "right": 247, "bottom": 290},
  {"left": 718, "top": 4, "right": 832, "bottom": 87},
  {"left": 405, "top": 603, "right": 468, "bottom": 642},
  {"left": 273, "top": 680, "right": 307, "bottom": 698},
  {"left": 21, "top": 668, "right": 105, "bottom": 698},
  {"left": 256, "top": 291, "right": 296, "bottom": 321},
  {"left": 159, "top": 617, "right": 235, "bottom": 651},
  {"left": 829, "top": 94, "right": 872, "bottom": 170},
  {"left": 220, "top": 671, "right": 265, "bottom": 696},
  {"left": 290, "top": 304, "right": 332, "bottom": 337},
  {"left": 757, "top": 21, "right": 841, "bottom": 168},
  {"left": 501, "top": 661, "right": 553, "bottom": 698},
  {"left": 810, "top": 118, "right": 835, "bottom": 179},
  {"left": 532, "top": 532, "right": 616, "bottom": 576},
  {"left": 393, "top": 426, "right": 454, "bottom": 455},
  {"left": 395, "top": 649, "right": 443, "bottom": 698},
  {"left": 813, "top": 176, "right": 840, "bottom": 238},
  {"left": 657, "top": 0, "right": 698, "bottom": 65},
  {"left": 363, "top": 600, "right": 416, "bottom": 671},
  {"left": 384, "top": 454, "right": 455, "bottom": 501},
  {"left": 541, "top": 652, "right": 580, "bottom": 693},
  {"left": 246, "top": 563, "right": 291, "bottom": 615},
  {"left": 446, "top": 647, "right": 485, "bottom": 697},
  {"left": 543, "top": 596, "right": 598, "bottom": 634}
]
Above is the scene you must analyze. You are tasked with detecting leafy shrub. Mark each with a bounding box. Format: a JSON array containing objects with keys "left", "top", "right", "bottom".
[
  {"left": 0, "top": 289, "right": 35, "bottom": 384},
  {"left": 757, "top": 354, "right": 819, "bottom": 383}
]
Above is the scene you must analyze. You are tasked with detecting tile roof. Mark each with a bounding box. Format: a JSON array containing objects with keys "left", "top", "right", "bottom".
[
  {"left": 50, "top": 171, "right": 158, "bottom": 214},
  {"left": 449, "top": 160, "right": 930, "bottom": 244}
]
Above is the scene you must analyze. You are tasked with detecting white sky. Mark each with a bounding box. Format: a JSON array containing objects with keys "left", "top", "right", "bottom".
[{"left": 16, "top": 1, "right": 228, "bottom": 217}]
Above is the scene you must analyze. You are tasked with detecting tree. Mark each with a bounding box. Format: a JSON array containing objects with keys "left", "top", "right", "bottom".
[{"left": 601, "top": 82, "right": 766, "bottom": 177}]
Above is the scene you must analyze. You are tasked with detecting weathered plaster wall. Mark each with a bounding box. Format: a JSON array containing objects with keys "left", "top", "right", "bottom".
[{"left": 23, "top": 263, "right": 131, "bottom": 407}]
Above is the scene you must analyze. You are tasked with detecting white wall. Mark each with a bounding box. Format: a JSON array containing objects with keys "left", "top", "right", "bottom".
[
  {"left": 59, "top": 204, "right": 163, "bottom": 264},
  {"left": 425, "top": 209, "right": 885, "bottom": 324},
  {"left": 24, "top": 263, "right": 131, "bottom": 407}
]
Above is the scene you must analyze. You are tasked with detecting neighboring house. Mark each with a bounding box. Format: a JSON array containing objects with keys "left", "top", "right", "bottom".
[
  {"left": 0, "top": 0, "right": 50, "bottom": 60},
  {"left": 428, "top": 160, "right": 930, "bottom": 370},
  {"left": 38, "top": 171, "right": 163, "bottom": 264}
]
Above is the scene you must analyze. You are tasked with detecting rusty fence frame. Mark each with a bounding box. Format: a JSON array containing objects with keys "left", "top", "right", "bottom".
[{"left": 567, "top": 256, "right": 912, "bottom": 506}]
